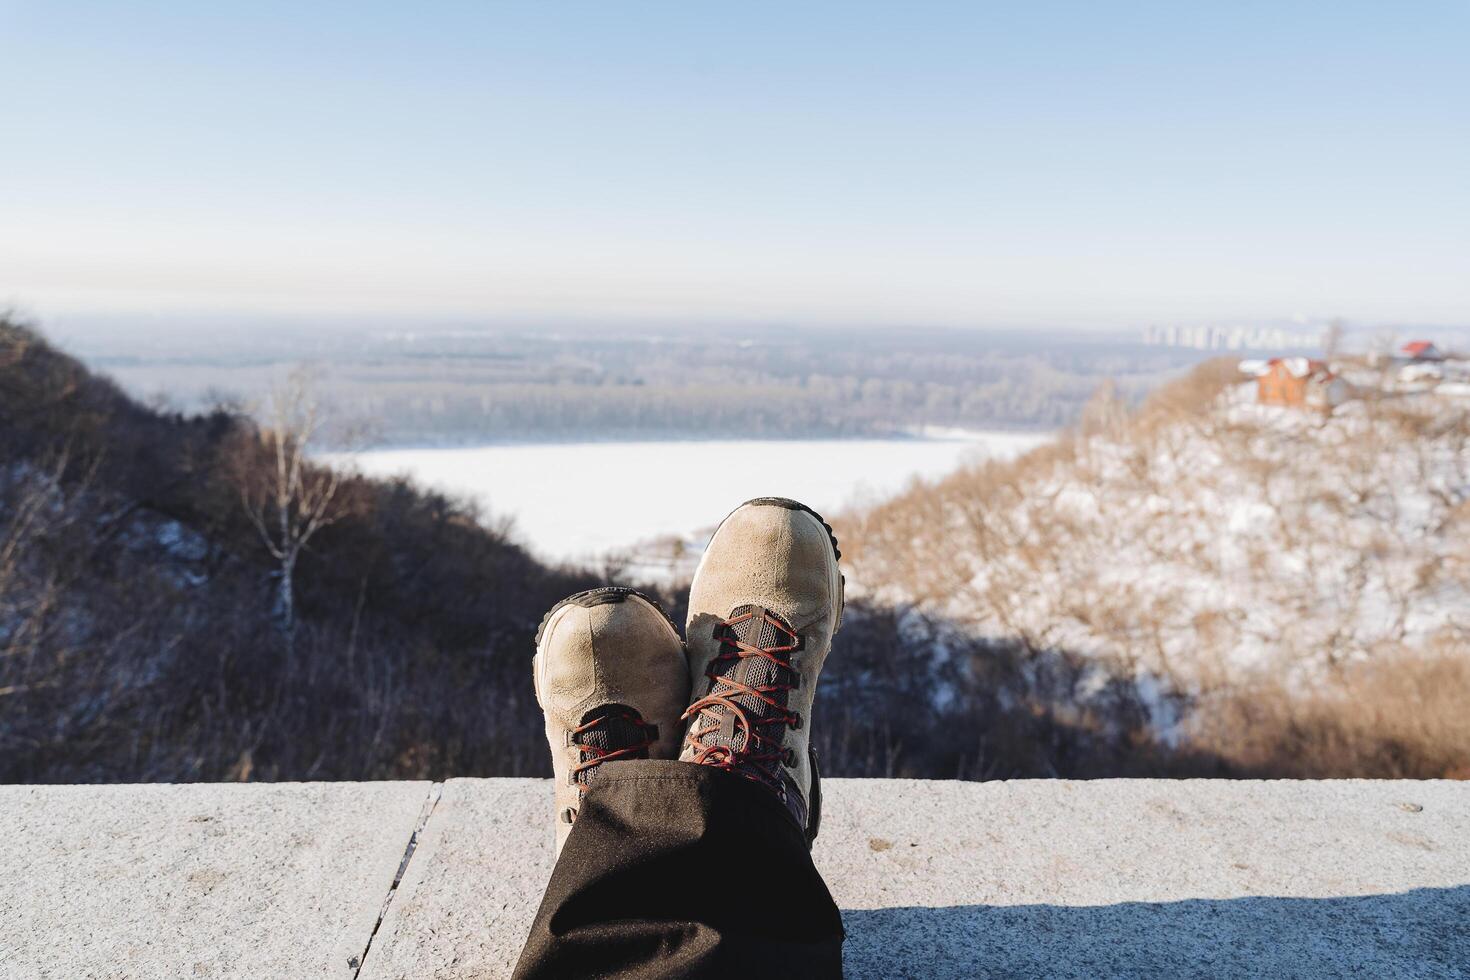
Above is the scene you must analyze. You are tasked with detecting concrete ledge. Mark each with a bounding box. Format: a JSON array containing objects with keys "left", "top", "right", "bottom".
[
  {"left": 3, "top": 779, "right": 1467, "bottom": 979},
  {"left": 0, "top": 782, "right": 432, "bottom": 980}
]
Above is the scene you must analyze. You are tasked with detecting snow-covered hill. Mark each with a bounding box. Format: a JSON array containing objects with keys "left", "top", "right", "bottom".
[{"left": 839, "top": 363, "right": 1469, "bottom": 755}]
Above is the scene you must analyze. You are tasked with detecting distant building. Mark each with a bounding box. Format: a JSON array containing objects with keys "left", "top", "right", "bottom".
[
  {"left": 1401, "top": 341, "right": 1444, "bottom": 362},
  {"left": 1256, "top": 357, "right": 1349, "bottom": 411},
  {"left": 1143, "top": 323, "right": 1324, "bottom": 352},
  {"left": 1237, "top": 358, "right": 1270, "bottom": 377}
]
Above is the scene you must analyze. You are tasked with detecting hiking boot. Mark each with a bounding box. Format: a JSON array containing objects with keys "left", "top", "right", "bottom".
[
  {"left": 680, "top": 498, "right": 844, "bottom": 844},
  {"left": 533, "top": 587, "right": 689, "bottom": 855}
]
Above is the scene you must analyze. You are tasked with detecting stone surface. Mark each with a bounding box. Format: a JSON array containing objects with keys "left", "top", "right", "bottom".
[
  {"left": 817, "top": 779, "right": 1470, "bottom": 979},
  {"left": 357, "top": 779, "right": 553, "bottom": 980},
  {"left": 0, "top": 782, "right": 432, "bottom": 980},
  {"left": 4, "top": 779, "right": 1468, "bottom": 979}
]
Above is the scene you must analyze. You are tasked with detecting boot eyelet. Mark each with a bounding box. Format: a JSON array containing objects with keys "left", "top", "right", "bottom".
[
  {"left": 559, "top": 807, "right": 578, "bottom": 824},
  {"left": 783, "top": 748, "right": 798, "bottom": 767},
  {"left": 791, "top": 714, "right": 803, "bottom": 730},
  {"left": 790, "top": 675, "right": 801, "bottom": 690}
]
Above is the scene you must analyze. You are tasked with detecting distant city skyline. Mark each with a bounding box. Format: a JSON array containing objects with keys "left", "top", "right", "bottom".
[
  {"left": 1141, "top": 322, "right": 1331, "bottom": 353},
  {"left": 3, "top": 2, "right": 1468, "bottom": 330}
]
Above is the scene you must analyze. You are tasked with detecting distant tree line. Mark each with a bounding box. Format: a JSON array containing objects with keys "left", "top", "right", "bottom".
[{"left": 96, "top": 325, "right": 1204, "bottom": 446}]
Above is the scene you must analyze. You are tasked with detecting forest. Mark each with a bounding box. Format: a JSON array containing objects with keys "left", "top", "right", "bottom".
[{"left": 79, "top": 320, "right": 1207, "bottom": 444}]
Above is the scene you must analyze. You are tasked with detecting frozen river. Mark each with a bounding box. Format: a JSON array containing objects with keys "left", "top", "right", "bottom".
[{"left": 336, "top": 431, "right": 1050, "bottom": 565}]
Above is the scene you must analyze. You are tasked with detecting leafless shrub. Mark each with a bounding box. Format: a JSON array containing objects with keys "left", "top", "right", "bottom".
[{"left": 1187, "top": 644, "right": 1470, "bottom": 778}]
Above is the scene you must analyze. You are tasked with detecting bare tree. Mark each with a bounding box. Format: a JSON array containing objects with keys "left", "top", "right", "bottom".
[
  {"left": 239, "top": 369, "right": 347, "bottom": 660},
  {"left": 0, "top": 450, "right": 93, "bottom": 708}
]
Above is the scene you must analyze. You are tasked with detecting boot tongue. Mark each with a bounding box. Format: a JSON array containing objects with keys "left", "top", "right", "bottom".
[
  {"left": 573, "top": 704, "right": 653, "bottom": 784},
  {"left": 704, "top": 605, "right": 799, "bottom": 755}
]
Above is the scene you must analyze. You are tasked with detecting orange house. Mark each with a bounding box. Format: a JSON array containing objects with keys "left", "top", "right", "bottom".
[
  {"left": 1401, "top": 340, "right": 1444, "bottom": 362},
  {"left": 1257, "top": 357, "right": 1348, "bottom": 411}
]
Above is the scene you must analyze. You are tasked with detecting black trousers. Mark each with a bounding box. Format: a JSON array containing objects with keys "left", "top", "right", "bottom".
[{"left": 512, "top": 760, "right": 845, "bottom": 979}]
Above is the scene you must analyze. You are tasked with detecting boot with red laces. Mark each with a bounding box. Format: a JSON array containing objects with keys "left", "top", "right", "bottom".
[
  {"left": 533, "top": 587, "right": 689, "bottom": 856},
  {"left": 680, "top": 498, "right": 844, "bottom": 844}
]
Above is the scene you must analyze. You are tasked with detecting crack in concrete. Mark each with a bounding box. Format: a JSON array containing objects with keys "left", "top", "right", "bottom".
[{"left": 351, "top": 781, "right": 443, "bottom": 979}]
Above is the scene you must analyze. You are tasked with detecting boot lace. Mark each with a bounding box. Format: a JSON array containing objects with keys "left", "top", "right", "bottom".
[
  {"left": 681, "top": 606, "right": 802, "bottom": 794},
  {"left": 568, "top": 706, "right": 659, "bottom": 786}
]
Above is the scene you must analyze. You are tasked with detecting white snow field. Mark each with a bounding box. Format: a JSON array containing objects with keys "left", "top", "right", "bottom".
[{"left": 337, "top": 432, "right": 1049, "bottom": 564}]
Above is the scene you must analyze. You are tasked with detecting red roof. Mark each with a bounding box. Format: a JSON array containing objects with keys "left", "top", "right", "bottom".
[{"left": 1402, "top": 341, "right": 1439, "bottom": 356}]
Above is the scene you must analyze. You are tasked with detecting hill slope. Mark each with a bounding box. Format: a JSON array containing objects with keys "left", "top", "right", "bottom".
[
  {"left": 1, "top": 320, "right": 598, "bottom": 781},
  {"left": 837, "top": 362, "right": 1470, "bottom": 777},
  {"left": 5, "top": 323, "right": 1465, "bottom": 783}
]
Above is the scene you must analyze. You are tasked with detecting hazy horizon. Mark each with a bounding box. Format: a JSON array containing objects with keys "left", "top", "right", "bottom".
[
  {"left": 4, "top": 2, "right": 1468, "bottom": 331},
  {"left": 27, "top": 307, "right": 1332, "bottom": 353}
]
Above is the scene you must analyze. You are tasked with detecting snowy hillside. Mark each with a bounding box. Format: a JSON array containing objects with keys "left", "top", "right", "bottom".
[
  {"left": 6, "top": 323, "right": 1466, "bottom": 782},
  {"left": 839, "top": 362, "right": 1469, "bottom": 753}
]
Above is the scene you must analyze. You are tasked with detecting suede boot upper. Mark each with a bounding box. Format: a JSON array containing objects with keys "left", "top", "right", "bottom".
[{"left": 533, "top": 587, "right": 689, "bottom": 855}]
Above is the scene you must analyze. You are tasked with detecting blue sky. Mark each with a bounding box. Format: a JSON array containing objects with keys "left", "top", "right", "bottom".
[{"left": 2, "top": 1, "right": 1467, "bottom": 329}]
